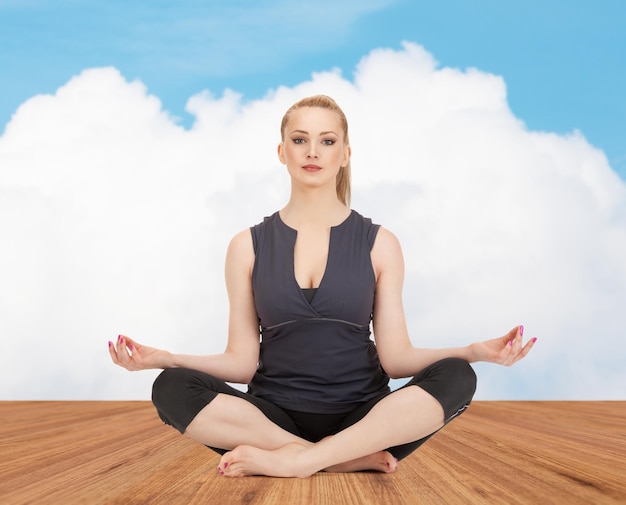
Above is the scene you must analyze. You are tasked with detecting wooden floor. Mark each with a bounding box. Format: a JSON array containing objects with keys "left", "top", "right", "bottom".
[{"left": 0, "top": 401, "right": 624, "bottom": 505}]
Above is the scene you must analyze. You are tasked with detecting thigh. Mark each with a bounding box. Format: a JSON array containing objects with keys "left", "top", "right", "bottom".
[
  {"left": 332, "top": 393, "right": 391, "bottom": 435},
  {"left": 152, "top": 367, "right": 301, "bottom": 439},
  {"left": 330, "top": 358, "right": 477, "bottom": 460}
]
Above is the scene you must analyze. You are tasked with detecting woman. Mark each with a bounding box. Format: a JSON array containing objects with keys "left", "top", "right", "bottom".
[{"left": 109, "top": 95, "right": 536, "bottom": 478}]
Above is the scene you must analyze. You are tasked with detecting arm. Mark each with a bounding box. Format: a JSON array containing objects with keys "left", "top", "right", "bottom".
[
  {"left": 370, "top": 227, "right": 535, "bottom": 379},
  {"left": 109, "top": 229, "right": 261, "bottom": 384}
]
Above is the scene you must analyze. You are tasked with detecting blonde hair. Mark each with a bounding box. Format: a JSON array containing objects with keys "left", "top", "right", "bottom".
[{"left": 280, "top": 95, "right": 351, "bottom": 207}]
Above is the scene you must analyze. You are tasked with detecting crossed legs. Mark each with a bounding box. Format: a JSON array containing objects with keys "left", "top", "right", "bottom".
[
  {"left": 152, "top": 358, "right": 476, "bottom": 478},
  {"left": 216, "top": 385, "right": 444, "bottom": 477},
  {"left": 185, "top": 393, "right": 402, "bottom": 476}
]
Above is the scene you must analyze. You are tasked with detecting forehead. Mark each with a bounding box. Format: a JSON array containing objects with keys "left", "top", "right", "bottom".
[{"left": 285, "top": 106, "right": 342, "bottom": 132}]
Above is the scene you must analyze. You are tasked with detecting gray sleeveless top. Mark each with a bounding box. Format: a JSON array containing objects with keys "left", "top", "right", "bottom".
[{"left": 247, "top": 210, "right": 390, "bottom": 413}]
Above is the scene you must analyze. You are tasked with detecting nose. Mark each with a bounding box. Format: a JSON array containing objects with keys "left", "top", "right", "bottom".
[{"left": 307, "top": 144, "right": 318, "bottom": 159}]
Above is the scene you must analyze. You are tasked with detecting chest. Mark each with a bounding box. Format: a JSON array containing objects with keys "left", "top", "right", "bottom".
[
  {"left": 293, "top": 229, "right": 330, "bottom": 289},
  {"left": 252, "top": 216, "right": 377, "bottom": 327}
]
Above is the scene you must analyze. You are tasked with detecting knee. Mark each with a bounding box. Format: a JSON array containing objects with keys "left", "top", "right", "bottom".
[
  {"left": 151, "top": 367, "right": 189, "bottom": 412},
  {"left": 439, "top": 358, "right": 477, "bottom": 401},
  {"left": 426, "top": 358, "right": 477, "bottom": 414},
  {"left": 152, "top": 367, "right": 208, "bottom": 432},
  {"left": 152, "top": 368, "right": 224, "bottom": 434},
  {"left": 410, "top": 358, "right": 477, "bottom": 424}
]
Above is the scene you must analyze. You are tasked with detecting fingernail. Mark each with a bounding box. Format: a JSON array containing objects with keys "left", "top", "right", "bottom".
[
  {"left": 224, "top": 462, "right": 228, "bottom": 468},
  {"left": 520, "top": 325, "right": 524, "bottom": 336},
  {"left": 217, "top": 466, "right": 221, "bottom": 472},
  {"left": 118, "top": 335, "right": 123, "bottom": 342},
  {"left": 508, "top": 340, "right": 513, "bottom": 346},
  {"left": 532, "top": 337, "right": 538, "bottom": 343},
  {"left": 129, "top": 344, "right": 134, "bottom": 351}
]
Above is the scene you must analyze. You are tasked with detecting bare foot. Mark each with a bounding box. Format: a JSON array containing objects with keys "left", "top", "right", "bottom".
[
  {"left": 217, "top": 442, "right": 313, "bottom": 478},
  {"left": 324, "top": 450, "right": 398, "bottom": 473}
]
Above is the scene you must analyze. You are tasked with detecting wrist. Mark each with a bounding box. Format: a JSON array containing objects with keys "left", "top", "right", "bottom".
[
  {"left": 465, "top": 343, "right": 478, "bottom": 363},
  {"left": 162, "top": 351, "right": 176, "bottom": 368}
]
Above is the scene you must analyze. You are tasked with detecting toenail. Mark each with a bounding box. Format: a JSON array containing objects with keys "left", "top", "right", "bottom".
[{"left": 224, "top": 462, "right": 228, "bottom": 468}]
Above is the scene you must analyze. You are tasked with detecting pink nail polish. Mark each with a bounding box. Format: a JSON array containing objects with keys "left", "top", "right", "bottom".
[
  {"left": 118, "top": 335, "right": 123, "bottom": 342},
  {"left": 108, "top": 341, "right": 112, "bottom": 347},
  {"left": 520, "top": 325, "right": 524, "bottom": 336},
  {"left": 129, "top": 344, "right": 134, "bottom": 351},
  {"left": 508, "top": 340, "right": 513, "bottom": 346},
  {"left": 224, "top": 462, "right": 228, "bottom": 468},
  {"left": 532, "top": 337, "right": 538, "bottom": 343}
]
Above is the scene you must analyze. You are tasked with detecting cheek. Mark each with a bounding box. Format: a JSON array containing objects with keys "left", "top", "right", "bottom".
[
  {"left": 279, "top": 144, "right": 293, "bottom": 163},
  {"left": 338, "top": 148, "right": 349, "bottom": 165}
]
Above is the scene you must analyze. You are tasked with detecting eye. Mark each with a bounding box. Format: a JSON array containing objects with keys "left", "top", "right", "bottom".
[
  {"left": 322, "top": 139, "right": 335, "bottom": 145},
  {"left": 292, "top": 138, "right": 305, "bottom": 144}
]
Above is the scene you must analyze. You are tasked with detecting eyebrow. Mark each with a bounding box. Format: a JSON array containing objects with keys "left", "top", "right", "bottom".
[{"left": 289, "top": 129, "right": 338, "bottom": 136}]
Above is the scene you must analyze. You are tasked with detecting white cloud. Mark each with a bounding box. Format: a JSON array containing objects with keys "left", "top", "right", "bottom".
[{"left": 1, "top": 42, "right": 625, "bottom": 400}]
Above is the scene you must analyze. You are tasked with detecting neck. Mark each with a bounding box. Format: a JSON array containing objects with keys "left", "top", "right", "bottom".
[{"left": 281, "top": 187, "right": 349, "bottom": 229}]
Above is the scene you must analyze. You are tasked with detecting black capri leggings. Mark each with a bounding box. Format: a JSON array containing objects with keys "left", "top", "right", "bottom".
[{"left": 152, "top": 357, "right": 477, "bottom": 461}]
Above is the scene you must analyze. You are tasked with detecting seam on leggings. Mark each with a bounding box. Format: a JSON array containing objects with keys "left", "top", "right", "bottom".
[{"left": 445, "top": 403, "right": 470, "bottom": 424}]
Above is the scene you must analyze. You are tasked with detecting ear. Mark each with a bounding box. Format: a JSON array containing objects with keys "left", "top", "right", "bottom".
[
  {"left": 277, "top": 142, "right": 286, "bottom": 165},
  {"left": 343, "top": 145, "right": 351, "bottom": 166}
]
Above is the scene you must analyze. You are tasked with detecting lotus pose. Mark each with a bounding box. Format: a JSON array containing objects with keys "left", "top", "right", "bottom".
[{"left": 109, "top": 95, "right": 536, "bottom": 478}]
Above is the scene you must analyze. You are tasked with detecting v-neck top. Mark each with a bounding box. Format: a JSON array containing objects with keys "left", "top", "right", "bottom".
[{"left": 247, "top": 210, "right": 390, "bottom": 413}]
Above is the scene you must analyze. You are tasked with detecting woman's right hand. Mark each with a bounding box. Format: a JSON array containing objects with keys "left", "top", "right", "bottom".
[{"left": 108, "top": 335, "right": 173, "bottom": 371}]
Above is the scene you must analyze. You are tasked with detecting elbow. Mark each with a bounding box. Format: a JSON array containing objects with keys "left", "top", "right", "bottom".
[
  {"left": 239, "top": 355, "right": 260, "bottom": 384},
  {"left": 241, "top": 365, "right": 257, "bottom": 385},
  {"left": 224, "top": 349, "right": 258, "bottom": 384},
  {"left": 378, "top": 350, "right": 412, "bottom": 379},
  {"left": 384, "top": 368, "right": 406, "bottom": 380},
  {"left": 379, "top": 358, "right": 404, "bottom": 380},
  {"left": 226, "top": 367, "right": 256, "bottom": 385}
]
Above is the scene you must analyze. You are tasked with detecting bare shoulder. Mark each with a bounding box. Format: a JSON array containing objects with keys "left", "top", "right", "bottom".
[
  {"left": 371, "top": 226, "right": 404, "bottom": 278},
  {"left": 373, "top": 226, "right": 402, "bottom": 253},
  {"left": 226, "top": 228, "right": 255, "bottom": 272},
  {"left": 228, "top": 228, "right": 254, "bottom": 252}
]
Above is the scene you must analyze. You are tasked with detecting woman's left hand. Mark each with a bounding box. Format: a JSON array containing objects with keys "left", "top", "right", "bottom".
[{"left": 470, "top": 325, "right": 537, "bottom": 366}]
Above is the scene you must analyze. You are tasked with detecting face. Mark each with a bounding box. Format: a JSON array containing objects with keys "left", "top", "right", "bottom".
[{"left": 278, "top": 106, "right": 350, "bottom": 190}]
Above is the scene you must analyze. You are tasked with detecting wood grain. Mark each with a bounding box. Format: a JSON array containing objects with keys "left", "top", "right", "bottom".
[{"left": 1, "top": 401, "right": 624, "bottom": 504}]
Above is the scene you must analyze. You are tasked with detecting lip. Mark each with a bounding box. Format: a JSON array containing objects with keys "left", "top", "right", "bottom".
[{"left": 302, "top": 164, "right": 321, "bottom": 171}]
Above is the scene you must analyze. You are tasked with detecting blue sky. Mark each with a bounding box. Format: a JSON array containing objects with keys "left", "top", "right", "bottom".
[
  {"left": 1, "top": 1, "right": 625, "bottom": 401},
  {"left": 1, "top": 0, "right": 625, "bottom": 176}
]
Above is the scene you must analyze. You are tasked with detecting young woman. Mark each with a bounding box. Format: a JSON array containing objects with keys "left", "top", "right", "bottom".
[{"left": 109, "top": 95, "right": 536, "bottom": 478}]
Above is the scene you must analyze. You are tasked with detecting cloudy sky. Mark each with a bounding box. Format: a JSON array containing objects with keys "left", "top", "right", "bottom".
[{"left": 1, "top": 0, "right": 625, "bottom": 401}]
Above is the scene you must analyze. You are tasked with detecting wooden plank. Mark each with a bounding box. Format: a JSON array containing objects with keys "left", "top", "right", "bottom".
[
  {"left": 408, "top": 402, "right": 626, "bottom": 504},
  {"left": 0, "top": 401, "right": 624, "bottom": 504}
]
